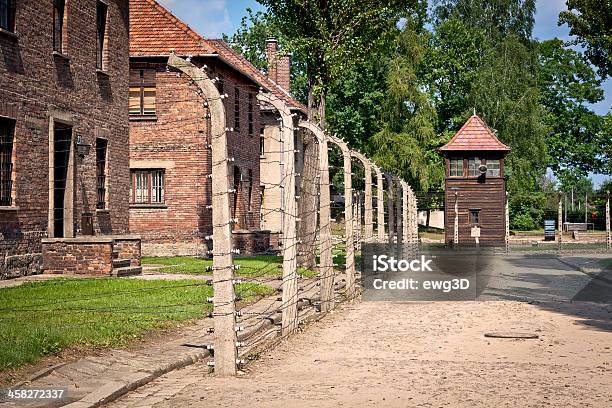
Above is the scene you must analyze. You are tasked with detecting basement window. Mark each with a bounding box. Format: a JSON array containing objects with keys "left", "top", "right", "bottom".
[
  {"left": 129, "top": 69, "right": 156, "bottom": 117},
  {"left": 0, "top": 118, "right": 15, "bottom": 206},
  {"left": 131, "top": 169, "right": 164, "bottom": 205}
]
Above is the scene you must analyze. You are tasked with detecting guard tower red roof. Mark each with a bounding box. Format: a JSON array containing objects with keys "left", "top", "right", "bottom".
[{"left": 440, "top": 115, "right": 511, "bottom": 152}]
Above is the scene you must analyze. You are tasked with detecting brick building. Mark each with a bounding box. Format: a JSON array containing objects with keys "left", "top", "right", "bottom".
[
  {"left": 128, "top": 0, "right": 306, "bottom": 255},
  {"left": 0, "top": 0, "right": 136, "bottom": 278}
]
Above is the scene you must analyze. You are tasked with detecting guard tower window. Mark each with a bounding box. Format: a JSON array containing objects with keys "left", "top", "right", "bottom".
[
  {"left": 470, "top": 209, "right": 480, "bottom": 225},
  {"left": 486, "top": 159, "right": 500, "bottom": 177},
  {"left": 468, "top": 158, "right": 481, "bottom": 177},
  {"left": 449, "top": 159, "right": 463, "bottom": 177}
]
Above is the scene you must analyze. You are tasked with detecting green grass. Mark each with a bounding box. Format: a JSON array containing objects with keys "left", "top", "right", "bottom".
[
  {"left": 0, "top": 278, "right": 274, "bottom": 372},
  {"left": 142, "top": 255, "right": 318, "bottom": 278}
]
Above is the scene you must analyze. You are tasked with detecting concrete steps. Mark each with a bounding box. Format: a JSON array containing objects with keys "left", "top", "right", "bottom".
[{"left": 112, "top": 266, "right": 143, "bottom": 277}]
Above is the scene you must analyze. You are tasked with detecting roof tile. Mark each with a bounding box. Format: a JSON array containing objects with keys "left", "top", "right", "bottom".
[{"left": 440, "top": 115, "right": 511, "bottom": 152}]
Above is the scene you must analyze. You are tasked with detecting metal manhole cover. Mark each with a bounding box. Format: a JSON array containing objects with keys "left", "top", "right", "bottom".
[{"left": 484, "top": 332, "right": 539, "bottom": 339}]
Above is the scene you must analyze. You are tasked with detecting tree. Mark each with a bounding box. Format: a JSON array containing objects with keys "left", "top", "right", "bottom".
[
  {"left": 256, "top": 0, "right": 415, "bottom": 268},
  {"left": 370, "top": 20, "right": 446, "bottom": 191},
  {"left": 538, "top": 39, "right": 607, "bottom": 180},
  {"left": 222, "top": 9, "right": 309, "bottom": 102},
  {"left": 559, "top": 0, "right": 612, "bottom": 78}
]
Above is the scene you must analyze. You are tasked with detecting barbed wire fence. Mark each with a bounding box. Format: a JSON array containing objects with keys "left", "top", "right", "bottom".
[{"left": 164, "top": 55, "right": 419, "bottom": 377}]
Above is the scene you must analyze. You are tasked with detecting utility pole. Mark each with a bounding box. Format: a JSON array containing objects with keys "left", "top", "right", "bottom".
[
  {"left": 168, "top": 55, "right": 237, "bottom": 376},
  {"left": 258, "top": 91, "right": 298, "bottom": 335}
]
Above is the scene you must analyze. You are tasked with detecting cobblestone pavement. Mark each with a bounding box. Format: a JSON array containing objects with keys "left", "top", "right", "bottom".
[{"left": 106, "top": 255, "right": 612, "bottom": 408}]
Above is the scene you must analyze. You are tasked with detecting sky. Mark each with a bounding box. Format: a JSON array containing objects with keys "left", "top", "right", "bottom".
[{"left": 158, "top": 0, "right": 610, "bottom": 186}]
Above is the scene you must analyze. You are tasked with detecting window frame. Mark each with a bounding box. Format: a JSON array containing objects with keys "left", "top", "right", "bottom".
[
  {"left": 234, "top": 87, "right": 240, "bottom": 132},
  {"left": 469, "top": 209, "right": 481, "bottom": 226},
  {"left": 129, "top": 68, "right": 157, "bottom": 118},
  {"left": 53, "top": 0, "right": 67, "bottom": 53},
  {"left": 449, "top": 158, "right": 463, "bottom": 177},
  {"left": 95, "top": 0, "right": 108, "bottom": 71},
  {"left": 0, "top": 117, "right": 15, "bottom": 207},
  {"left": 130, "top": 169, "right": 165, "bottom": 205},
  {"left": 468, "top": 157, "right": 482, "bottom": 177},
  {"left": 95, "top": 138, "right": 108, "bottom": 210},
  {"left": 0, "top": 0, "right": 15, "bottom": 33},
  {"left": 485, "top": 159, "right": 501, "bottom": 177}
]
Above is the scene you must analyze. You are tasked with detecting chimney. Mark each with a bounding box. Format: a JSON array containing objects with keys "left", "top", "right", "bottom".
[
  {"left": 266, "top": 39, "right": 278, "bottom": 83},
  {"left": 266, "top": 38, "right": 291, "bottom": 92}
]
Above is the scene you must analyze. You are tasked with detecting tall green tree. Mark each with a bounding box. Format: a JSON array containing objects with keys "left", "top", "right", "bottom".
[
  {"left": 559, "top": 0, "right": 612, "bottom": 78},
  {"left": 370, "top": 20, "right": 445, "bottom": 191},
  {"left": 538, "top": 39, "right": 607, "bottom": 180}
]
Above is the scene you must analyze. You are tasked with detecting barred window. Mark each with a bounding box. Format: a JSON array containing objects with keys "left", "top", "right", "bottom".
[
  {"left": 131, "top": 169, "right": 164, "bottom": 204},
  {"left": 468, "top": 158, "right": 481, "bottom": 177},
  {"left": 129, "top": 69, "right": 156, "bottom": 117},
  {"left": 449, "top": 159, "right": 463, "bottom": 177},
  {"left": 234, "top": 87, "right": 240, "bottom": 131},
  {"left": 0, "top": 118, "right": 15, "bottom": 206},
  {"left": 53, "top": 0, "right": 66, "bottom": 53},
  {"left": 95, "top": 138, "right": 108, "bottom": 209},
  {"left": 96, "top": 1, "right": 108, "bottom": 70},
  {"left": 486, "top": 159, "right": 500, "bottom": 177},
  {"left": 0, "top": 0, "right": 15, "bottom": 32}
]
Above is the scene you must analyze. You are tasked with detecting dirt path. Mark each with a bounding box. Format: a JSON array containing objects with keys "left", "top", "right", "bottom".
[{"left": 108, "top": 298, "right": 612, "bottom": 408}]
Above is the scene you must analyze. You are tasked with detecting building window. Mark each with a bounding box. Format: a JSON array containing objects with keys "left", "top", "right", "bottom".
[
  {"left": 96, "top": 138, "right": 108, "bottom": 209},
  {"left": 247, "top": 169, "right": 253, "bottom": 212},
  {"left": 470, "top": 209, "right": 480, "bottom": 226},
  {"left": 96, "top": 1, "right": 108, "bottom": 70},
  {"left": 0, "top": 0, "right": 15, "bottom": 32},
  {"left": 131, "top": 169, "right": 164, "bottom": 204},
  {"left": 260, "top": 130, "right": 265, "bottom": 156},
  {"left": 234, "top": 87, "right": 240, "bottom": 131},
  {"left": 129, "top": 69, "right": 156, "bottom": 117},
  {"left": 248, "top": 93, "right": 254, "bottom": 136},
  {"left": 216, "top": 74, "right": 224, "bottom": 95},
  {"left": 468, "top": 157, "right": 481, "bottom": 177},
  {"left": 486, "top": 159, "right": 500, "bottom": 177},
  {"left": 449, "top": 158, "right": 463, "bottom": 177},
  {"left": 0, "top": 118, "right": 15, "bottom": 206},
  {"left": 53, "top": 0, "right": 66, "bottom": 53}
]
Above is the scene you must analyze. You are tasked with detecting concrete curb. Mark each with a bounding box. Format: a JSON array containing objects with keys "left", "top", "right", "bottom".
[
  {"left": 62, "top": 350, "right": 210, "bottom": 408},
  {"left": 556, "top": 258, "right": 612, "bottom": 286}
]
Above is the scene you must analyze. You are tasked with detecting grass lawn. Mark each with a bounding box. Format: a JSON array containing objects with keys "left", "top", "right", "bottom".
[
  {"left": 142, "top": 255, "right": 318, "bottom": 278},
  {"left": 0, "top": 278, "right": 274, "bottom": 372}
]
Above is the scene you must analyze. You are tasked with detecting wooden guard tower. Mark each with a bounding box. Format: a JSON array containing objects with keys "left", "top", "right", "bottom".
[{"left": 440, "top": 115, "right": 511, "bottom": 246}]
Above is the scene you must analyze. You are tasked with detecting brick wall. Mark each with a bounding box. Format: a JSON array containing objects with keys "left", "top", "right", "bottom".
[
  {"left": 0, "top": 0, "right": 131, "bottom": 278},
  {"left": 129, "top": 57, "right": 263, "bottom": 247},
  {"left": 42, "top": 238, "right": 114, "bottom": 276},
  {"left": 113, "top": 236, "right": 142, "bottom": 266}
]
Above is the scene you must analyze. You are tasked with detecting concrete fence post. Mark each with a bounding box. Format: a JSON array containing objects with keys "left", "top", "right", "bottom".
[
  {"left": 385, "top": 173, "right": 395, "bottom": 245},
  {"left": 606, "top": 192, "right": 610, "bottom": 251},
  {"left": 298, "top": 121, "right": 334, "bottom": 312},
  {"left": 558, "top": 194, "right": 563, "bottom": 252},
  {"left": 505, "top": 191, "right": 510, "bottom": 253},
  {"left": 330, "top": 136, "right": 355, "bottom": 298},
  {"left": 168, "top": 55, "right": 237, "bottom": 376},
  {"left": 374, "top": 166, "right": 385, "bottom": 242},
  {"left": 257, "top": 91, "right": 298, "bottom": 335}
]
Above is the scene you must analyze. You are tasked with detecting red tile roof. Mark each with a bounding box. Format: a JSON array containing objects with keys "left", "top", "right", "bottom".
[
  {"left": 440, "top": 115, "right": 511, "bottom": 152},
  {"left": 129, "top": 0, "right": 307, "bottom": 113}
]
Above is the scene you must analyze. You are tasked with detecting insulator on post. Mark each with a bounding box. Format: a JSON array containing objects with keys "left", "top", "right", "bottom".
[
  {"left": 235, "top": 310, "right": 243, "bottom": 316},
  {"left": 207, "top": 361, "right": 215, "bottom": 367},
  {"left": 232, "top": 264, "right": 241, "bottom": 270},
  {"left": 206, "top": 345, "right": 214, "bottom": 350},
  {"left": 206, "top": 266, "right": 213, "bottom": 272},
  {"left": 206, "top": 204, "right": 213, "bottom": 209},
  {"left": 235, "top": 326, "right": 244, "bottom": 332},
  {"left": 206, "top": 174, "right": 213, "bottom": 179},
  {"left": 206, "top": 296, "right": 214, "bottom": 303},
  {"left": 232, "top": 248, "right": 241, "bottom": 254},
  {"left": 236, "top": 341, "right": 246, "bottom": 347},
  {"left": 206, "top": 327, "right": 214, "bottom": 333},
  {"left": 227, "top": 157, "right": 235, "bottom": 162},
  {"left": 228, "top": 188, "right": 236, "bottom": 193},
  {"left": 233, "top": 279, "right": 243, "bottom": 285},
  {"left": 206, "top": 312, "right": 213, "bottom": 318}
]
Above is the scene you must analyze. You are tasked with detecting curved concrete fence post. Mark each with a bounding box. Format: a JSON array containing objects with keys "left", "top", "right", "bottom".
[
  {"left": 298, "top": 121, "right": 334, "bottom": 312},
  {"left": 257, "top": 91, "right": 299, "bottom": 336},
  {"left": 394, "top": 176, "right": 403, "bottom": 248},
  {"left": 384, "top": 173, "right": 395, "bottom": 245},
  {"left": 328, "top": 135, "right": 355, "bottom": 298},
  {"left": 373, "top": 165, "right": 385, "bottom": 242},
  {"left": 350, "top": 151, "right": 373, "bottom": 243},
  {"left": 168, "top": 55, "right": 237, "bottom": 376}
]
